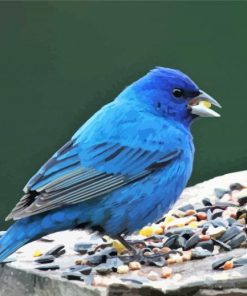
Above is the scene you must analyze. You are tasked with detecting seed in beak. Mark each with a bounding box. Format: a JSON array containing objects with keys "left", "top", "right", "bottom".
[{"left": 199, "top": 101, "right": 211, "bottom": 109}]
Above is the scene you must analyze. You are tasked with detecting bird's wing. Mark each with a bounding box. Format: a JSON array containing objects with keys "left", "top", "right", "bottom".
[{"left": 6, "top": 138, "right": 180, "bottom": 220}]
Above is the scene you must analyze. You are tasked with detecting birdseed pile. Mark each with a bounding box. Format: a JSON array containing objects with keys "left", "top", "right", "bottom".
[{"left": 1, "top": 180, "right": 247, "bottom": 287}]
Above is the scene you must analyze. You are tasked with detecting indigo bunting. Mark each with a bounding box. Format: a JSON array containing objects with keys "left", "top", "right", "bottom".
[{"left": 0, "top": 67, "right": 221, "bottom": 261}]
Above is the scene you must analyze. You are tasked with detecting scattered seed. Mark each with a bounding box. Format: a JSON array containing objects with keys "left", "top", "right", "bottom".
[
  {"left": 178, "top": 203, "right": 194, "bottom": 212},
  {"left": 161, "top": 267, "right": 172, "bottom": 278},
  {"left": 74, "top": 243, "right": 93, "bottom": 255},
  {"left": 184, "top": 234, "right": 200, "bottom": 250},
  {"left": 62, "top": 271, "right": 83, "bottom": 280},
  {"left": 188, "top": 221, "right": 198, "bottom": 228},
  {"left": 212, "top": 255, "right": 233, "bottom": 270},
  {"left": 36, "top": 264, "right": 60, "bottom": 271},
  {"left": 117, "top": 265, "right": 129, "bottom": 274},
  {"left": 197, "top": 212, "right": 207, "bottom": 220},
  {"left": 214, "top": 188, "right": 229, "bottom": 199},
  {"left": 228, "top": 232, "right": 247, "bottom": 249},
  {"left": 206, "top": 226, "right": 226, "bottom": 239},
  {"left": 121, "top": 276, "right": 148, "bottom": 285},
  {"left": 182, "top": 250, "right": 192, "bottom": 261},
  {"left": 230, "top": 183, "right": 244, "bottom": 191},
  {"left": 212, "top": 209, "right": 224, "bottom": 220},
  {"left": 191, "top": 247, "right": 212, "bottom": 259},
  {"left": 223, "top": 260, "right": 234, "bottom": 270},
  {"left": 185, "top": 209, "right": 196, "bottom": 216},
  {"left": 95, "top": 263, "right": 112, "bottom": 275},
  {"left": 219, "top": 226, "right": 242, "bottom": 243},
  {"left": 147, "top": 271, "right": 159, "bottom": 281},
  {"left": 34, "top": 255, "right": 55, "bottom": 264},
  {"left": 69, "top": 265, "right": 92, "bottom": 275},
  {"left": 202, "top": 198, "right": 212, "bottom": 207},
  {"left": 112, "top": 240, "right": 126, "bottom": 253},
  {"left": 45, "top": 244, "right": 65, "bottom": 257},
  {"left": 160, "top": 247, "right": 171, "bottom": 254},
  {"left": 233, "top": 257, "right": 247, "bottom": 267},
  {"left": 212, "top": 239, "right": 232, "bottom": 251},
  {"left": 199, "top": 234, "right": 210, "bottom": 241},
  {"left": 129, "top": 261, "right": 141, "bottom": 270},
  {"left": 196, "top": 240, "right": 214, "bottom": 252},
  {"left": 33, "top": 250, "right": 43, "bottom": 257},
  {"left": 167, "top": 258, "right": 176, "bottom": 264}
]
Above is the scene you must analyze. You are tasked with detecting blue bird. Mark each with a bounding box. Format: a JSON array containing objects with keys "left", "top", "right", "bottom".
[{"left": 0, "top": 67, "right": 221, "bottom": 261}]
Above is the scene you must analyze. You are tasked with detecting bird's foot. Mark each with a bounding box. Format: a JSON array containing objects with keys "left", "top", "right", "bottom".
[{"left": 114, "top": 234, "right": 142, "bottom": 259}]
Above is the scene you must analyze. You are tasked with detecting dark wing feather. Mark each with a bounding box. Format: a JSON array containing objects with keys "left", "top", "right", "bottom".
[{"left": 6, "top": 140, "right": 180, "bottom": 221}]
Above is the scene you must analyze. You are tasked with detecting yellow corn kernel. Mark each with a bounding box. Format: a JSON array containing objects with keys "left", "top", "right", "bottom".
[
  {"left": 33, "top": 250, "right": 43, "bottom": 257},
  {"left": 163, "top": 216, "right": 175, "bottom": 226},
  {"left": 154, "top": 226, "right": 164, "bottom": 235},
  {"left": 188, "top": 221, "right": 198, "bottom": 228},
  {"left": 112, "top": 240, "right": 126, "bottom": 253},
  {"left": 139, "top": 226, "right": 154, "bottom": 237}
]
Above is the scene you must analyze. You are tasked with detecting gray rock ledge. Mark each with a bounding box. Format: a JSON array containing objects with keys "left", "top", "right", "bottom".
[{"left": 1, "top": 170, "right": 247, "bottom": 296}]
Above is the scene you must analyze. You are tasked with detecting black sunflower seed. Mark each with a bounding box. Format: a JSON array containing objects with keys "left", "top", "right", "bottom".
[
  {"left": 202, "top": 198, "right": 212, "bottom": 207},
  {"left": 95, "top": 263, "right": 113, "bottom": 275},
  {"left": 219, "top": 226, "right": 242, "bottom": 243},
  {"left": 233, "top": 257, "right": 247, "bottom": 267},
  {"left": 228, "top": 232, "right": 247, "bottom": 249},
  {"left": 178, "top": 203, "right": 194, "bottom": 212},
  {"left": 36, "top": 264, "right": 60, "bottom": 271},
  {"left": 212, "top": 255, "right": 233, "bottom": 270},
  {"left": 69, "top": 265, "right": 92, "bottom": 275},
  {"left": 74, "top": 243, "right": 94, "bottom": 255},
  {"left": 211, "top": 217, "right": 228, "bottom": 228},
  {"left": 62, "top": 271, "right": 82, "bottom": 280},
  {"left": 212, "top": 239, "right": 232, "bottom": 251},
  {"left": 184, "top": 234, "right": 200, "bottom": 250},
  {"left": 34, "top": 255, "right": 55, "bottom": 264},
  {"left": 121, "top": 276, "right": 149, "bottom": 285},
  {"left": 214, "top": 188, "right": 229, "bottom": 199},
  {"left": 163, "top": 234, "right": 179, "bottom": 248},
  {"left": 230, "top": 183, "right": 244, "bottom": 191},
  {"left": 212, "top": 209, "right": 224, "bottom": 220},
  {"left": 191, "top": 247, "right": 212, "bottom": 259},
  {"left": 238, "top": 196, "right": 247, "bottom": 207},
  {"left": 45, "top": 244, "right": 65, "bottom": 257},
  {"left": 147, "top": 254, "right": 166, "bottom": 267},
  {"left": 196, "top": 240, "right": 214, "bottom": 252}
]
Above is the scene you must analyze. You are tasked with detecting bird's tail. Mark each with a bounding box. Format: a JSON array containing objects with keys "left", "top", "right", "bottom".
[
  {"left": 0, "top": 210, "right": 78, "bottom": 262},
  {"left": 0, "top": 206, "right": 86, "bottom": 262},
  {"left": 0, "top": 218, "right": 39, "bottom": 262}
]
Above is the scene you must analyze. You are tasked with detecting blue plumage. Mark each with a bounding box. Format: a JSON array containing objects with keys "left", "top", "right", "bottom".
[{"left": 0, "top": 67, "right": 221, "bottom": 262}]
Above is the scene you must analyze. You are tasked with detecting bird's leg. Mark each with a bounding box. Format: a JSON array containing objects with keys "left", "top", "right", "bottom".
[{"left": 115, "top": 234, "right": 139, "bottom": 256}]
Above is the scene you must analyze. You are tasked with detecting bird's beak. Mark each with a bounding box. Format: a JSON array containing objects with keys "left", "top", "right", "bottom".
[{"left": 188, "top": 90, "right": 221, "bottom": 117}]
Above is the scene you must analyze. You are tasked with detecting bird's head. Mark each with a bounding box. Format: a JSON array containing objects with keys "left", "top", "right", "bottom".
[{"left": 119, "top": 67, "right": 221, "bottom": 127}]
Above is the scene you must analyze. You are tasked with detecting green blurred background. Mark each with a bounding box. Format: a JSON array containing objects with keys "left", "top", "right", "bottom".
[{"left": 0, "top": 1, "right": 246, "bottom": 228}]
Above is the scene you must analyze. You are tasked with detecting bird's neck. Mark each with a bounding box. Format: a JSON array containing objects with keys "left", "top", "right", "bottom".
[{"left": 115, "top": 89, "right": 194, "bottom": 131}]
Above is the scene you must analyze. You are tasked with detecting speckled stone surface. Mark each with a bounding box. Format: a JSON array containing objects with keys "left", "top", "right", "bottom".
[{"left": 1, "top": 170, "right": 247, "bottom": 296}]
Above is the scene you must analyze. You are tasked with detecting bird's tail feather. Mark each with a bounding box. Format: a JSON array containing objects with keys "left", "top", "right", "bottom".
[
  {"left": 0, "top": 239, "right": 28, "bottom": 263},
  {"left": 0, "top": 211, "right": 77, "bottom": 262},
  {"left": 0, "top": 220, "right": 31, "bottom": 262}
]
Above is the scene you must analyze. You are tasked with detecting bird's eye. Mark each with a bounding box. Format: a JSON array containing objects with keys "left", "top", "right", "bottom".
[{"left": 172, "top": 88, "right": 184, "bottom": 98}]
